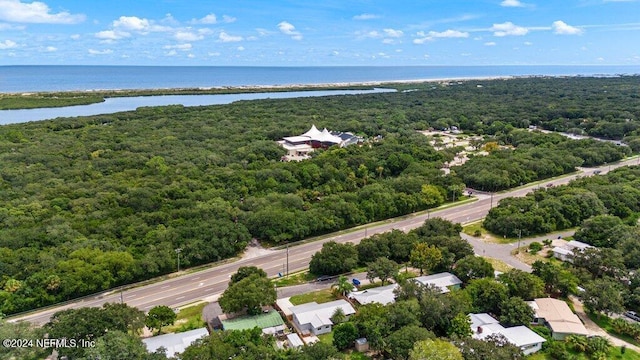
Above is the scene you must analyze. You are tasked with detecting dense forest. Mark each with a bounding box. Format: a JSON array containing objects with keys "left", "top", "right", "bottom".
[
  {"left": 484, "top": 166, "right": 640, "bottom": 237},
  {"left": 0, "top": 76, "right": 639, "bottom": 314}
]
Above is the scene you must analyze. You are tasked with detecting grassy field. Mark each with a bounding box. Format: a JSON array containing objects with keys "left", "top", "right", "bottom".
[
  {"left": 162, "top": 302, "right": 207, "bottom": 334},
  {"left": 482, "top": 257, "right": 513, "bottom": 272},
  {"left": 289, "top": 289, "right": 338, "bottom": 305}
]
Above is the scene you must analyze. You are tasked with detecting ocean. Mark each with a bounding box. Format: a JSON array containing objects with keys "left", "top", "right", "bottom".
[{"left": 2, "top": 65, "right": 639, "bottom": 93}]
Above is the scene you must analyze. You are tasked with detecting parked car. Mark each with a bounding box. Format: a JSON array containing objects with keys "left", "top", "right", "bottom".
[
  {"left": 316, "top": 275, "right": 335, "bottom": 282},
  {"left": 625, "top": 311, "right": 640, "bottom": 322},
  {"left": 352, "top": 278, "right": 361, "bottom": 286}
]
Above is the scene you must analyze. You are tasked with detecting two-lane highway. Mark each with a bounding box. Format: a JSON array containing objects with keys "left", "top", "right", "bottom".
[{"left": 13, "top": 157, "right": 639, "bottom": 325}]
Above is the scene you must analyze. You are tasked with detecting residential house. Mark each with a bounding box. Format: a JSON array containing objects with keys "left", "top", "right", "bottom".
[
  {"left": 413, "top": 272, "right": 463, "bottom": 293},
  {"left": 349, "top": 283, "right": 398, "bottom": 306},
  {"left": 289, "top": 300, "right": 356, "bottom": 336},
  {"left": 528, "top": 298, "right": 589, "bottom": 339},
  {"left": 469, "top": 313, "right": 546, "bottom": 355},
  {"left": 219, "top": 309, "right": 286, "bottom": 335},
  {"left": 142, "top": 327, "right": 209, "bottom": 358},
  {"left": 552, "top": 240, "right": 593, "bottom": 263}
]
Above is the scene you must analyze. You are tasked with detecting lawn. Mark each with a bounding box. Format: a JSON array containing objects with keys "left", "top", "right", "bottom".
[
  {"left": 272, "top": 271, "right": 316, "bottom": 287},
  {"left": 482, "top": 257, "right": 513, "bottom": 272},
  {"left": 289, "top": 289, "right": 338, "bottom": 305},
  {"left": 527, "top": 346, "right": 640, "bottom": 359},
  {"left": 163, "top": 302, "right": 207, "bottom": 334},
  {"left": 588, "top": 313, "right": 640, "bottom": 347},
  {"left": 318, "top": 332, "right": 334, "bottom": 345}
]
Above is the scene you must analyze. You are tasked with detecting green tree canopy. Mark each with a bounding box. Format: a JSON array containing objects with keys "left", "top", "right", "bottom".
[
  {"left": 451, "top": 255, "right": 494, "bottom": 284},
  {"left": 218, "top": 273, "right": 277, "bottom": 315},
  {"left": 309, "top": 241, "right": 358, "bottom": 276},
  {"left": 145, "top": 305, "right": 177, "bottom": 335}
]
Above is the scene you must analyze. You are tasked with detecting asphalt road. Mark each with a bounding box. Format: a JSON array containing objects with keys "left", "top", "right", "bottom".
[{"left": 13, "top": 157, "right": 640, "bottom": 325}]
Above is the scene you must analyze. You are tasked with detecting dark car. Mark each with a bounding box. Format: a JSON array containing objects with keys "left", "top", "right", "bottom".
[
  {"left": 316, "top": 275, "right": 335, "bottom": 282},
  {"left": 352, "top": 278, "right": 361, "bottom": 286}
]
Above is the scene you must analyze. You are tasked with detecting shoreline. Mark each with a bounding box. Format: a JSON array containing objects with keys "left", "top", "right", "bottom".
[
  {"left": 4, "top": 72, "right": 636, "bottom": 96},
  {"left": 2, "top": 75, "right": 515, "bottom": 96}
]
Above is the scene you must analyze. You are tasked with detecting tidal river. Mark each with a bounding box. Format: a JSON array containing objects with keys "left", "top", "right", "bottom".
[{"left": 0, "top": 88, "right": 395, "bottom": 125}]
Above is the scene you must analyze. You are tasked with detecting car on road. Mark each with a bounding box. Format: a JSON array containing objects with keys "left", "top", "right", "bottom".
[
  {"left": 316, "top": 275, "right": 336, "bottom": 282},
  {"left": 625, "top": 311, "right": 640, "bottom": 322},
  {"left": 352, "top": 278, "right": 361, "bottom": 286}
]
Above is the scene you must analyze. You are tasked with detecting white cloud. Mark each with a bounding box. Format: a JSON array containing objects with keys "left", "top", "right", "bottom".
[
  {"left": 414, "top": 29, "right": 469, "bottom": 43},
  {"left": 208, "top": 52, "right": 221, "bottom": 56},
  {"left": 237, "top": 46, "right": 245, "bottom": 51},
  {"left": 222, "top": 15, "right": 236, "bottom": 23},
  {"left": 524, "top": 41, "right": 533, "bottom": 45},
  {"left": 0, "top": 22, "right": 24, "bottom": 30},
  {"left": 95, "top": 30, "right": 130, "bottom": 40},
  {"left": 113, "top": 16, "right": 150, "bottom": 31},
  {"left": 0, "top": 0, "right": 85, "bottom": 24},
  {"left": 491, "top": 22, "right": 529, "bottom": 36},
  {"left": 501, "top": 0, "right": 525, "bottom": 7},
  {"left": 353, "top": 13, "right": 380, "bottom": 20},
  {"left": 382, "top": 38, "right": 395, "bottom": 44},
  {"left": 429, "top": 29, "right": 469, "bottom": 38},
  {"left": 278, "top": 21, "right": 303, "bottom": 40},
  {"left": 485, "top": 41, "right": 496, "bottom": 46},
  {"left": 88, "top": 49, "right": 113, "bottom": 55},
  {"left": 188, "top": 53, "right": 195, "bottom": 58},
  {"left": 163, "top": 43, "right": 192, "bottom": 50},
  {"left": 383, "top": 28, "right": 403, "bottom": 38},
  {"left": 219, "top": 31, "right": 243, "bottom": 42},
  {"left": 111, "top": 16, "right": 170, "bottom": 33},
  {"left": 0, "top": 39, "right": 17, "bottom": 49},
  {"left": 174, "top": 31, "right": 204, "bottom": 42},
  {"left": 194, "top": 13, "right": 217, "bottom": 24},
  {"left": 165, "top": 50, "right": 177, "bottom": 56},
  {"left": 552, "top": 20, "right": 583, "bottom": 35},
  {"left": 45, "top": 46, "right": 56, "bottom": 51},
  {"left": 70, "top": 34, "right": 80, "bottom": 40},
  {"left": 256, "top": 28, "right": 272, "bottom": 37}
]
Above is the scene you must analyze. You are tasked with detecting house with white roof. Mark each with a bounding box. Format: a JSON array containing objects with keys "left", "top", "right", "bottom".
[
  {"left": 552, "top": 240, "right": 593, "bottom": 263},
  {"left": 413, "top": 272, "right": 463, "bottom": 293},
  {"left": 289, "top": 299, "right": 356, "bottom": 335},
  {"left": 469, "top": 313, "right": 546, "bottom": 355},
  {"left": 277, "top": 125, "right": 361, "bottom": 161},
  {"left": 142, "top": 327, "right": 209, "bottom": 358},
  {"left": 528, "top": 298, "right": 589, "bottom": 339},
  {"left": 349, "top": 283, "right": 398, "bottom": 305}
]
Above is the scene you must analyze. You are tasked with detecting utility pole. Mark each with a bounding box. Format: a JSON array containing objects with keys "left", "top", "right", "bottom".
[
  {"left": 286, "top": 243, "right": 289, "bottom": 278},
  {"left": 517, "top": 229, "right": 522, "bottom": 254},
  {"left": 490, "top": 192, "right": 494, "bottom": 209},
  {"left": 120, "top": 287, "right": 124, "bottom": 304},
  {"left": 175, "top": 248, "right": 183, "bottom": 272}
]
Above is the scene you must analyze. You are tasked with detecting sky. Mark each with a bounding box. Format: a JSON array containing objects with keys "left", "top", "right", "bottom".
[{"left": 0, "top": 0, "right": 639, "bottom": 66}]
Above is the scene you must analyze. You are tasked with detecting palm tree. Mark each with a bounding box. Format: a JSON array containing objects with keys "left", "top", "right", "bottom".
[{"left": 331, "top": 275, "right": 354, "bottom": 298}]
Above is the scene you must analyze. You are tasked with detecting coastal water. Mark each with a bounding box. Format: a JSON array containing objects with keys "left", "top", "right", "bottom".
[
  {"left": 2, "top": 65, "right": 639, "bottom": 93},
  {"left": 0, "top": 88, "right": 395, "bottom": 125},
  {"left": 2, "top": 65, "right": 639, "bottom": 125}
]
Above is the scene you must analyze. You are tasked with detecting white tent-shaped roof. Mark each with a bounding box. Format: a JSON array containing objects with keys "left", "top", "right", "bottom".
[
  {"left": 318, "top": 128, "right": 343, "bottom": 144},
  {"left": 301, "top": 125, "right": 323, "bottom": 139}
]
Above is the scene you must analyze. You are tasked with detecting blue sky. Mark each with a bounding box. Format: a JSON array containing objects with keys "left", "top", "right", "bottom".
[{"left": 0, "top": 0, "right": 639, "bottom": 66}]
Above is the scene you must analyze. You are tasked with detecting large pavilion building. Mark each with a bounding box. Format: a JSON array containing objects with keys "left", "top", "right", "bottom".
[{"left": 278, "top": 125, "right": 361, "bottom": 161}]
